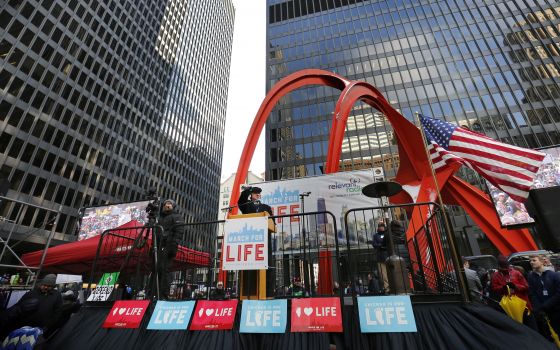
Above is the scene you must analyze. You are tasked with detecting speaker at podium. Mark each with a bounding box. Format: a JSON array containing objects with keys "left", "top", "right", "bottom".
[{"left": 225, "top": 212, "right": 275, "bottom": 299}]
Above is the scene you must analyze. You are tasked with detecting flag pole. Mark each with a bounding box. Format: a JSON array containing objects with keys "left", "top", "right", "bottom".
[{"left": 414, "top": 112, "right": 470, "bottom": 303}]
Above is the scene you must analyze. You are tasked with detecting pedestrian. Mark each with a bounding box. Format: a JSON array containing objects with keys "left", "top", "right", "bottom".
[
  {"left": 527, "top": 255, "right": 560, "bottom": 342},
  {"left": 491, "top": 255, "right": 537, "bottom": 330},
  {"left": 463, "top": 258, "right": 483, "bottom": 301}
]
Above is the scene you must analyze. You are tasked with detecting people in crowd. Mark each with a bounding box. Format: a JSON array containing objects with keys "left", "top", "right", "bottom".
[
  {"left": 237, "top": 186, "right": 273, "bottom": 216},
  {"left": 288, "top": 277, "right": 305, "bottom": 297},
  {"left": 491, "top": 255, "right": 537, "bottom": 330},
  {"left": 527, "top": 255, "right": 560, "bottom": 342},
  {"left": 367, "top": 272, "right": 381, "bottom": 295},
  {"left": 354, "top": 277, "right": 365, "bottom": 295},
  {"left": 182, "top": 283, "right": 193, "bottom": 300},
  {"left": 543, "top": 256, "right": 556, "bottom": 272},
  {"left": 371, "top": 221, "right": 389, "bottom": 293},
  {"left": 332, "top": 281, "right": 340, "bottom": 295},
  {"left": 463, "top": 258, "right": 483, "bottom": 301},
  {"left": 0, "top": 274, "right": 62, "bottom": 340},
  {"left": 210, "top": 281, "right": 227, "bottom": 300},
  {"left": 157, "top": 199, "right": 184, "bottom": 299}
]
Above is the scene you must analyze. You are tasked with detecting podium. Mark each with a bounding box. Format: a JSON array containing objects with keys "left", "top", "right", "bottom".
[{"left": 227, "top": 212, "right": 275, "bottom": 300}]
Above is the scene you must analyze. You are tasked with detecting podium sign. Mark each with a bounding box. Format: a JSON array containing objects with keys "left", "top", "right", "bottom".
[{"left": 223, "top": 217, "right": 268, "bottom": 270}]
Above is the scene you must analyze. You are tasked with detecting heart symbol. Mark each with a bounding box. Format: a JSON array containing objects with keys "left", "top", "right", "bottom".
[
  {"left": 295, "top": 307, "right": 301, "bottom": 318},
  {"left": 205, "top": 308, "right": 214, "bottom": 317},
  {"left": 112, "top": 308, "right": 118, "bottom": 316},
  {"left": 198, "top": 308, "right": 204, "bottom": 318},
  {"left": 118, "top": 308, "right": 126, "bottom": 315},
  {"left": 304, "top": 307, "right": 313, "bottom": 316}
]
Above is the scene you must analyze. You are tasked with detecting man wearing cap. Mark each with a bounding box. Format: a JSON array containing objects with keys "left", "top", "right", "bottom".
[
  {"left": 0, "top": 274, "right": 62, "bottom": 339},
  {"left": 237, "top": 186, "right": 273, "bottom": 216},
  {"left": 157, "top": 199, "right": 185, "bottom": 299}
]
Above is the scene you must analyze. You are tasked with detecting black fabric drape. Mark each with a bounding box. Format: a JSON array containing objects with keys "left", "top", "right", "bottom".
[{"left": 46, "top": 302, "right": 556, "bottom": 350}]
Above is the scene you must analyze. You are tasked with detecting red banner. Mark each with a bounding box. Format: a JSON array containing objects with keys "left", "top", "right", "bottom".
[
  {"left": 103, "top": 300, "right": 150, "bottom": 328},
  {"left": 190, "top": 300, "right": 238, "bottom": 330},
  {"left": 290, "top": 297, "right": 342, "bottom": 332}
]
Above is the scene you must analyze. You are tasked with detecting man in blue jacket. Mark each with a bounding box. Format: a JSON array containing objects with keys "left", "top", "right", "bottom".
[{"left": 527, "top": 255, "right": 560, "bottom": 341}]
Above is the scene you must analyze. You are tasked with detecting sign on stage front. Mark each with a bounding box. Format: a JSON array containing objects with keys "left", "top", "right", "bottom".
[{"left": 357, "top": 295, "right": 417, "bottom": 332}]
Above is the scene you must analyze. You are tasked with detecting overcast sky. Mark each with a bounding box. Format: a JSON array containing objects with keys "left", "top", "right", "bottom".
[{"left": 221, "top": 0, "right": 267, "bottom": 181}]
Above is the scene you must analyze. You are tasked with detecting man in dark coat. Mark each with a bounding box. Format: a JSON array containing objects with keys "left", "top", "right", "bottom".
[
  {"left": 371, "top": 222, "right": 389, "bottom": 293},
  {"left": 527, "top": 255, "right": 560, "bottom": 340},
  {"left": 157, "top": 199, "right": 184, "bottom": 299},
  {"left": 0, "top": 274, "right": 62, "bottom": 339},
  {"left": 237, "top": 186, "right": 273, "bottom": 216}
]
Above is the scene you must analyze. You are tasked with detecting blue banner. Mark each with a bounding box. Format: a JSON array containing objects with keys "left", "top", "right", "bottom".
[
  {"left": 239, "top": 300, "right": 287, "bottom": 333},
  {"left": 147, "top": 301, "right": 195, "bottom": 330},
  {"left": 357, "top": 296, "right": 417, "bottom": 333}
]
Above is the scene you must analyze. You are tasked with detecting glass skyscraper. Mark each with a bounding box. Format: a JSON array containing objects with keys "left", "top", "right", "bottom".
[
  {"left": 266, "top": 0, "right": 560, "bottom": 182},
  {"left": 0, "top": 0, "right": 234, "bottom": 246}
]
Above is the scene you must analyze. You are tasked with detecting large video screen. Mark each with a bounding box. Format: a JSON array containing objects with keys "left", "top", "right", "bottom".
[
  {"left": 488, "top": 146, "right": 560, "bottom": 227},
  {"left": 78, "top": 201, "right": 150, "bottom": 241}
]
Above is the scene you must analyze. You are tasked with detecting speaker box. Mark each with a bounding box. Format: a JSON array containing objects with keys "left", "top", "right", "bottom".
[{"left": 526, "top": 187, "right": 560, "bottom": 250}]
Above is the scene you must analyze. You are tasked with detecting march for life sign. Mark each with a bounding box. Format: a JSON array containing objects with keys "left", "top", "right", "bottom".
[
  {"left": 190, "top": 300, "right": 238, "bottom": 330},
  {"left": 357, "top": 296, "right": 417, "bottom": 333},
  {"left": 290, "top": 297, "right": 342, "bottom": 332},
  {"left": 239, "top": 300, "right": 287, "bottom": 333},
  {"left": 87, "top": 272, "right": 119, "bottom": 302},
  {"left": 103, "top": 300, "right": 150, "bottom": 328},
  {"left": 222, "top": 217, "right": 268, "bottom": 270},
  {"left": 147, "top": 301, "right": 195, "bottom": 330}
]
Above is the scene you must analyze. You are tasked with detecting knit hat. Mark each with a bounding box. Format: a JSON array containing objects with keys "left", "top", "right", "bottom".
[
  {"left": 40, "top": 274, "right": 57, "bottom": 286},
  {"left": 163, "top": 199, "right": 176, "bottom": 207}
]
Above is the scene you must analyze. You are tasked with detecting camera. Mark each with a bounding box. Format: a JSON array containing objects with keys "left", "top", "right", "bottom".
[{"left": 144, "top": 187, "right": 160, "bottom": 224}]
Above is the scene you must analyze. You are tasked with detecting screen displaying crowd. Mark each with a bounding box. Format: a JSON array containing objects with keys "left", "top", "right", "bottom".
[
  {"left": 78, "top": 201, "right": 150, "bottom": 240},
  {"left": 488, "top": 146, "right": 560, "bottom": 227}
]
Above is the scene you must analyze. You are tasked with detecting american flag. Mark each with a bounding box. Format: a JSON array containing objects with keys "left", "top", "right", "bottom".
[{"left": 420, "top": 115, "right": 545, "bottom": 202}]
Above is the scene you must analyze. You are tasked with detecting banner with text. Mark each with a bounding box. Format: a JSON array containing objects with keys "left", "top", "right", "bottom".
[
  {"left": 239, "top": 300, "right": 287, "bottom": 333},
  {"left": 223, "top": 217, "right": 268, "bottom": 270},
  {"left": 190, "top": 300, "right": 238, "bottom": 330},
  {"left": 357, "top": 296, "right": 417, "bottom": 332},
  {"left": 103, "top": 300, "right": 150, "bottom": 328},
  {"left": 87, "top": 272, "right": 119, "bottom": 302},
  {"left": 147, "top": 301, "right": 195, "bottom": 330},
  {"left": 290, "top": 297, "right": 342, "bottom": 332},
  {"left": 248, "top": 168, "right": 383, "bottom": 250}
]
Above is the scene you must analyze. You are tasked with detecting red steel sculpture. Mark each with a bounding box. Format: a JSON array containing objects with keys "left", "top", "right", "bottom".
[{"left": 225, "top": 69, "right": 537, "bottom": 293}]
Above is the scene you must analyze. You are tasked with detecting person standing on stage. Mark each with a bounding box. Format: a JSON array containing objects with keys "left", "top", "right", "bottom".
[
  {"left": 158, "top": 199, "right": 184, "bottom": 299},
  {"left": 371, "top": 222, "right": 389, "bottom": 293},
  {"left": 237, "top": 186, "right": 273, "bottom": 216}
]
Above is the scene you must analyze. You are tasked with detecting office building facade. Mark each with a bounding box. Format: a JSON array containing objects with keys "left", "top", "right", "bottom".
[
  {"left": 0, "top": 0, "right": 234, "bottom": 247},
  {"left": 266, "top": 0, "right": 560, "bottom": 254}
]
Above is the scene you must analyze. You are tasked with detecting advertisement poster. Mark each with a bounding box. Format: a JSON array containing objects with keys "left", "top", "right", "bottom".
[
  {"left": 290, "top": 297, "right": 342, "bottom": 332},
  {"left": 147, "top": 301, "right": 196, "bottom": 330},
  {"left": 78, "top": 201, "right": 149, "bottom": 240},
  {"left": 223, "top": 217, "right": 269, "bottom": 270},
  {"left": 249, "top": 168, "right": 384, "bottom": 250},
  {"left": 357, "top": 296, "right": 417, "bottom": 333},
  {"left": 190, "top": 300, "right": 238, "bottom": 330},
  {"left": 239, "top": 300, "right": 287, "bottom": 333},
  {"left": 87, "top": 272, "right": 119, "bottom": 302},
  {"left": 103, "top": 300, "right": 150, "bottom": 328}
]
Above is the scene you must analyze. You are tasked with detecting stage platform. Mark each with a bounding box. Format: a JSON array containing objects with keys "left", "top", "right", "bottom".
[{"left": 45, "top": 301, "right": 556, "bottom": 350}]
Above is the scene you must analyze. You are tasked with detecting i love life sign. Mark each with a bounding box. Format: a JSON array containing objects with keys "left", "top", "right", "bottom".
[
  {"left": 357, "top": 296, "right": 417, "bottom": 333},
  {"left": 290, "top": 297, "right": 342, "bottom": 332},
  {"left": 190, "top": 300, "right": 238, "bottom": 330},
  {"left": 103, "top": 300, "right": 150, "bottom": 328},
  {"left": 147, "top": 301, "right": 195, "bottom": 330},
  {"left": 222, "top": 217, "right": 268, "bottom": 270},
  {"left": 239, "top": 300, "right": 287, "bottom": 333}
]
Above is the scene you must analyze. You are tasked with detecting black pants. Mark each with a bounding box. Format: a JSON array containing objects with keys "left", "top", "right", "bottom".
[{"left": 157, "top": 243, "right": 177, "bottom": 298}]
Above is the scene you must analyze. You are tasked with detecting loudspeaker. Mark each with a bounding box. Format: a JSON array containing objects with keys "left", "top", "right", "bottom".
[{"left": 526, "top": 187, "right": 560, "bottom": 250}]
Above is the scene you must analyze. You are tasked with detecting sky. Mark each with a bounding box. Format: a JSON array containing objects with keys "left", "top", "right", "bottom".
[{"left": 221, "top": 0, "right": 267, "bottom": 181}]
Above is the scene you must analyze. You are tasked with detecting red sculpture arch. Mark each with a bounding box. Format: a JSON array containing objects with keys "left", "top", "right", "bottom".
[{"left": 227, "top": 69, "right": 536, "bottom": 285}]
